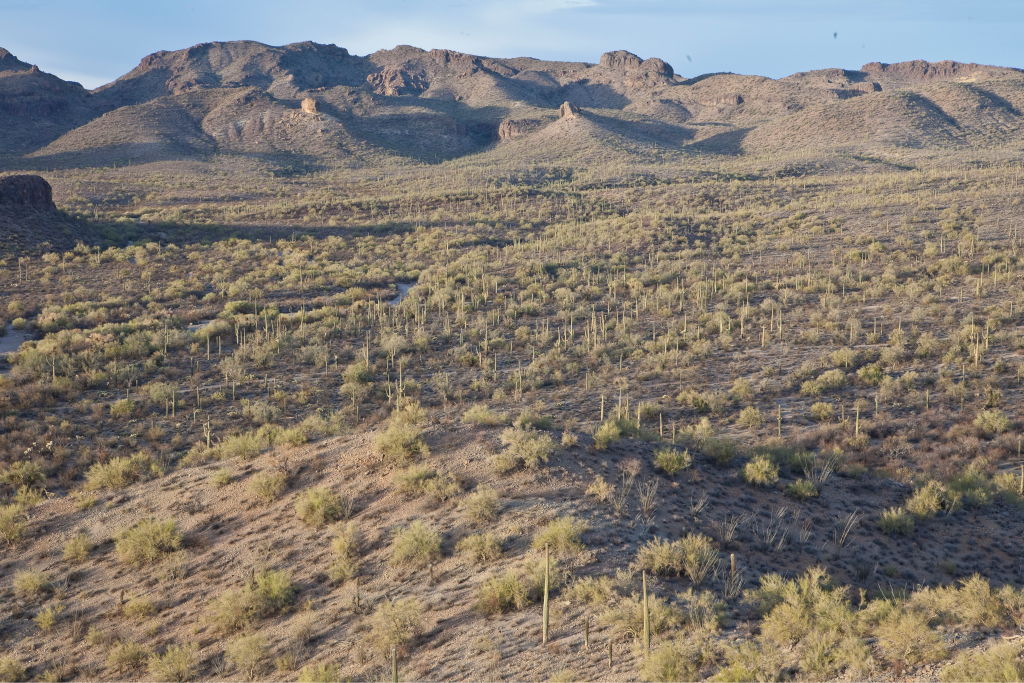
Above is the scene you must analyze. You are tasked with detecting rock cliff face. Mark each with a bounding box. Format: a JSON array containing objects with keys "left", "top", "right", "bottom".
[
  {"left": 301, "top": 97, "right": 319, "bottom": 114},
  {"left": 498, "top": 120, "right": 531, "bottom": 140},
  {"left": 600, "top": 50, "right": 673, "bottom": 77},
  {"left": 0, "top": 175, "right": 55, "bottom": 209}
]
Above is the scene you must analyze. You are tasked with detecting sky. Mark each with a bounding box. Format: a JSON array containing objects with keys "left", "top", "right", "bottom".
[{"left": 1, "top": 0, "right": 1022, "bottom": 89}]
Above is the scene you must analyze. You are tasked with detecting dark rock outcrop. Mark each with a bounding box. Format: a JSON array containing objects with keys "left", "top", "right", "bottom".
[
  {"left": 600, "top": 50, "right": 673, "bottom": 78},
  {"left": 0, "top": 175, "right": 55, "bottom": 209},
  {"left": 498, "top": 119, "right": 531, "bottom": 140}
]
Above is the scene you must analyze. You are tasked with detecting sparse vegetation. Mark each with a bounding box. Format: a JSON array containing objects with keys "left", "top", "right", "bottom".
[{"left": 390, "top": 521, "right": 442, "bottom": 568}]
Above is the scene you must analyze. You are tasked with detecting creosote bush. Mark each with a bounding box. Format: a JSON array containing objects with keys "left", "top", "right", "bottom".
[
  {"left": 367, "top": 598, "right": 424, "bottom": 659},
  {"left": 878, "top": 507, "right": 915, "bottom": 536},
  {"left": 459, "top": 484, "right": 500, "bottom": 523},
  {"left": 208, "top": 569, "right": 299, "bottom": 631},
  {"left": 654, "top": 447, "right": 691, "bottom": 476},
  {"left": 376, "top": 400, "right": 429, "bottom": 464},
  {"left": 743, "top": 455, "right": 779, "bottom": 486},
  {"left": 295, "top": 486, "right": 347, "bottom": 527},
  {"left": 456, "top": 532, "right": 503, "bottom": 563},
  {"left": 496, "top": 426, "right": 554, "bottom": 471},
  {"left": 531, "top": 516, "right": 587, "bottom": 556},
  {"left": 116, "top": 518, "right": 183, "bottom": 566},
  {"left": 390, "top": 521, "right": 442, "bottom": 568}
]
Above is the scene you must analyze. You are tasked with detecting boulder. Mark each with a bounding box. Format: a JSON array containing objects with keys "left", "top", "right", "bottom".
[
  {"left": 498, "top": 119, "right": 530, "bottom": 140},
  {"left": 0, "top": 175, "right": 54, "bottom": 209},
  {"left": 301, "top": 97, "right": 319, "bottom": 114},
  {"left": 600, "top": 50, "right": 643, "bottom": 70},
  {"left": 559, "top": 102, "right": 579, "bottom": 119}
]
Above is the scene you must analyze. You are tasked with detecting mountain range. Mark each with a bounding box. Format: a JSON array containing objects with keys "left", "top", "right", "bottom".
[{"left": 1, "top": 41, "right": 1023, "bottom": 169}]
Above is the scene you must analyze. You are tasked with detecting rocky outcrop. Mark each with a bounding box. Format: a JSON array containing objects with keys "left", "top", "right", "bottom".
[
  {"left": 0, "top": 48, "right": 32, "bottom": 73},
  {"left": 699, "top": 94, "right": 743, "bottom": 106},
  {"left": 559, "top": 102, "right": 580, "bottom": 119},
  {"left": 366, "top": 68, "right": 428, "bottom": 96},
  {"left": 600, "top": 50, "right": 674, "bottom": 78},
  {"left": 301, "top": 97, "right": 319, "bottom": 114},
  {"left": 0, "top": 175, "right": 55, "bottom": 209},
  {"left": 497, "top": 119, "right": 531, "bottom": 140},
  {"left": 600, "top": 50, "right": 643, "bottom": 70},
  {"left": 861, "top": 60, "right": 1022, "bottom": 83}
]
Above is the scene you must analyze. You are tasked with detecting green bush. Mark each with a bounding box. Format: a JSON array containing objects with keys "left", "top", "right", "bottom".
[
  {"left": 248, "top": 471, "right": 287, "bottom": 503},
  {"left": 13, "top": 568, "right": 50, "bottom": 599},
  {"left": 34, "top": 602, "right": 63, "bottom": 632},
  {"left": 737, "top": 406, "right": 765, "bottom": 428},
  {"left": 298, "top": 663, "right": 340, "bottom": 683},
  {"left": 116, "top": 518, "right": 183, "bottom": 566},
  {"left": 295, "top": 486, "right": 346, "bottom": 527},
  {"left": 208, "top": 569, "right": 298, "bottom": 632},
  {"left": 328, "top": 522, "right": 360, "bottom": 582},
  {"left": 743, "top": 455, "right": 779, "bottom": 486},
  {"left": 653, "top": 447, "right": 691, "bottom": 476},
  {"left": 366, "top": 598, "right": 424, "bottom": 659},
  {"left": 0, "top": 504, "right": 26, "bottom": 546},
  {"left": 499, "top": 426, "right": 554, "bottom": 470},
  {"left": 106, "top": 641, "right": 151, "bottom": 675},
  {"left": 939, "top": 640, "right": 1024, "bottom": 682},
  {"left": 390, "top": 521, "right": 442, "bottom": 568},
  {"left": 110, "top": 398, "right": 136, "bottom": 417},
  {"left": 226, "top": 633, "right": 268, "bottom": 680},
  {"left": 975, "top": 409, "right": 1012, "bottom": 434},
  {"left": 455, "top": 533, "right": 503, "bottom": 563},
  {"left": 1, "top": 460, "right": 45, "bottom": 487},
  {"left": 0, "top": 657, "right": 26, "bottom": 683},
  {"left": 85, "top": 452, "right": 160, "bottom": 490},
  {"left": 459, "top": 484, "right": 500, "bottom": 523},
  {"left": 148, "top": 644, "right": 198, "bottom": 682},
  {"left": 593, "top": 420, "right": 622, "bottom": 450},
  {"left": 878, "top": 507, "right": 915, "bottom": 536},
  {"left": 461, "top": 403, "right": 506, "bottom": 426},
  {"left": 641, "top": 636, "right": 705, "bottom": 682},
  {"left": 704, "top": 437, "right": 736, "bottom": 466},
  {"left": 633, "top": 537, "right": 684, "bottom": 576},
  {"left": 786, "top": 479, "right": 819, "bottom": 501},
  {"left": 531, "top": 516, "right": 587, "bottom": 556},
  {"left": 376, "top": 401, "right": 429, "bottom": 464},
  {"left": 476, "top": 570, "right": 531, "bottom": 615},
  {"left": 809, "top": 402, "right": 834, "bottom": 422}
]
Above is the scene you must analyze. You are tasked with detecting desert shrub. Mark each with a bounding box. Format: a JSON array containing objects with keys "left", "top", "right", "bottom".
[
  {"left": 874, "top": 608, "right": 946, "bottom": 664},
  {"left": 653, "top": 447, "right": 691, "bottom": 476},
  {"left": 376, "top": 400, "right": 429, "bottom": 464},
  {"left": 148, "top": 644, "right": 198, "bottom": 682},
  {"left": 110, "top": 398, "right": 136, "bottom": 417},
  {"left": 565, "top": 575, "right": 615, "bottom": 605},
  {"left": 514, "top": 407, "right": 553, "bottom": 430},
  {"left": 585, "top": 475, "right": 613, "bottom": 501},
  {"left": 123, "top": 595, "right": 156, "bottom": 620},
  {"left": 593, "top": 420, "right": 622, "bottom": 450},
  {"left": 939, "top": 640, "right": 1024, "bottom": 682},
  {"left": 809, "top": 402, "right": 834, "bottom": 422},
  {"left": 248, "top": 471, "right": 287, "bottom": 503},
  {"left": 34, "top": 602, "right": 63, "bottom": 632},
  {"left": 297, "top": 663, "right": 340, "bottom": 683},
  {"left": 422, "top": 471, "right": 462, "bottom": 503},
  {"left": 878, "top": 507, "right": 915, "bottom": 536},
  {"left": 975, "top": 409, "right": 1012, "bottom": 434},
  {"left": 13, "top": 568, "right": 51, "bottom": 599},
  {"left": 737, "top": 406, "right": 764, "bottom": 428},
  {"left": 600, "top": 593, "right": 683, "bottom": 640},
  {"left": 730, "top": 377, "right": 756, "bottom": 401},
  {"left": 459, "top": 485, "right": 500, "bottom": 523},
  {"left": 106, "top": 641, "right": 151, "bottom": 675},
  {"left": 461, "top": 403, "right": 505, "bottom": 426},
  {"left": 634, "top": 537, "right": 684, "bottom": 576},
  {"left": 743, "top": 455, "right": 779, "bottom": 486},
  {"left": 704, "top": 437, "right": 736, "bottom": 465},
  {"left": 0, "top": 657, "right": 26, "bottom": 683},
  {"left": 295, "top": 486, "right": 346, "bottom": 527},
  {"left": 476, "top": 570, "right": 531, "bottom": 615},
  {"left": 531, "top": 516, "right": 587, "bottom": 556},
  {"left": 0, "top": 504, "right": 26, "bottom": 545},
  {"left": 498, "top": 426, "right": 554, "bottom": 470},
  {"left": 786, "top": 479, "right": 819, "bottom": 501},
  {"left": 208, "top": 569, "right": 298, "bottom": 632},
  {"left": 680, "top": 534, "right": 719, "bottom": 585},
  {"left": 906, "top": 480, "right": 960, "bottom": 518},
  {"left": 211, "top": 468, "right": 232, "bottom": 487},
  {"left": 1, "top": 460, "right": 45, "bottom": 487},
  {"left": 85, "top": 452, "right": 160, "bottom": 490},
  {"left": 390, "top": 521, "right": 442, "bottom": 568},
  {"left": 219, "top": 431, "right": 267, "bottom": 460},
  {"left": 226, "top": 634, "right": 268, "bottom": 680},
  {"left": 366, "top": 598, "right": 424, "bottom": 659},
  {"left": 455, "top": 533, "right": 503, "bottom": 563},
  {"left": 561, "top": 431, "right": 579, "bottom": 447},
  {"left": 116, "top": 518, "right": 183, "bottom": 566},
  {"left": 328, "top": 522, "right": 360, "bottom": 582},
  {"left": 818, "top": 369, "right": 847, "bottom": 388},
  {"left": 641, "top": 636, "right": 706, "bottom": 682}
]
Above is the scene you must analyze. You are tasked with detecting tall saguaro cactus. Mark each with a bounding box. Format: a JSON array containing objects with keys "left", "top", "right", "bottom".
[{"left": 542, "top": 544, "right": 550, "bottom": 645}]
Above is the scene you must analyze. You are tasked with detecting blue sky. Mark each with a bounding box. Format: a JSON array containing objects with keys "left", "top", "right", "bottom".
[{"left": 2, "top": 0, "right": 1022, "bottom": 89}]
